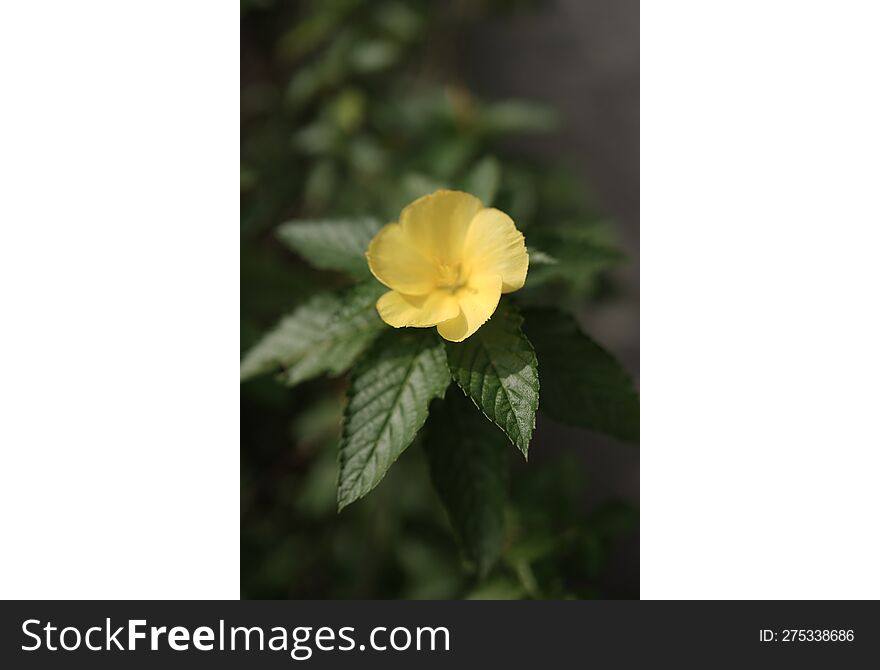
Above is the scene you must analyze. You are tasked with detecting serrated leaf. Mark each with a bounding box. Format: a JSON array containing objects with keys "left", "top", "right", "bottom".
[
  {"left": 523, "top": 308, "right": 639, "bottom": 443},
  {"left": 277, "top": 217, "right": 380, "bottom": 278},
  {"left": 240, "top": 282, "right": 386, "bottom": 386},
  {"left": 465, "top": 156, "right": 501, "bottom": 206},
  {"left": 424, "top": 390, "right": 507, "bottom": 577},
  {"left": 337, "top": 330, "right": 451, "bottom": 509},
  {"left": 444, "top": 301, "right": 539, "bottom": 458}
]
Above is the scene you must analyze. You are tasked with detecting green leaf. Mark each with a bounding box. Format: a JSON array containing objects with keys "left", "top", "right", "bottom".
[
  {"left": 523, "top": 308, "right": 639, "bottom": 443},
  {"left": 338, "top": 330, "right": 451, "bottom": 509},
  {"left": 464, "top": 156, "right": 501, "bottom": 206},
  {"left": 374, "top": 3, "right": 422, "bottom": 41},
  {"left": 277, "top": 217, "right": 380, "bottom": 278},
  {"left": 480, "top": 100, "right": 558, "bottom": 135},
  {"left": 350, "top": 39, "right": 400, "bottom": 73},
  {"left": 302, "top": 160, "right": 338, "bottom": 210},
  {"left": 240, "top": 282, "right": 386, "bottom": 386},
  {"left": 525, "top": 224, "right": 623, "bottom": 297},
  {"left": 445, "top": 301, "right": 539, "bottom": 458},
  {"left": 465, "top": 577, "right": 525, "bottom": 600},
  {"left": 424, "top": 390, "right": 507, "bottom": 577}
]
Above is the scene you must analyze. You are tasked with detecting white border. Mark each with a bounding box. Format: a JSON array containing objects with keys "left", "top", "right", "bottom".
[
  {"left": 0, "top": 1, "right": 239, "bottom": 598},
  {"left": 641, "top": 1, "right": 880, "bottom": 598}
]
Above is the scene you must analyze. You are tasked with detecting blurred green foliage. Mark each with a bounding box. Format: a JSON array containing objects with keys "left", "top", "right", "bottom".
[{"left": 241, "top": 0, "right": 636, "bottom": 599}]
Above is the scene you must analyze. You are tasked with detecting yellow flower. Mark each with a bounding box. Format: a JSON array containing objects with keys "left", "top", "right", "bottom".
[{"left": 366, "top": 190, "right": 529, "bottom": 342}]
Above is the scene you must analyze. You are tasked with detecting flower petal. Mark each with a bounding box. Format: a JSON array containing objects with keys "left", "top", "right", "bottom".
[
  {"left": 436, "top": 274, "right": 502, "bottom": 342},
  {"left": 366, "top": 223, "right": 436, "bottom": 294},
  {"left": 377, "top": 290, "right": 460, "bottom": 328},
  {"left": 462, "top": 208, "right": 529, "bottom": 293},
  {"left": 400, "top": 190, "right": 483, "bottom": 265}
]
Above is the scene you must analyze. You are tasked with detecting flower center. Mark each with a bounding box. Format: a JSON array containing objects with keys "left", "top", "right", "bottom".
[{"left": 436, "top": 262, "right": 468, "bottom": 292}]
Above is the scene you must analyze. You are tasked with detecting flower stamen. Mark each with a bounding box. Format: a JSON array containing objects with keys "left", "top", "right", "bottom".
[{"left": 436, "top": 262, "right": 468, "bottom": 292}]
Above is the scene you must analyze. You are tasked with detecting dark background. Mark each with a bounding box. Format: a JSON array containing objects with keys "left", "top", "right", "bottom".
[
  {"left": 465, "top": 0, "right": 639, "bottom": 597},
  {"left": 241, "top": 0, "right": 638, "bottom": 599}
]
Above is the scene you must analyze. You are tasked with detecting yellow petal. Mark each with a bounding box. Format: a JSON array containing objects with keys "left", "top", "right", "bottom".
[
  {"left": 462, "top": 208, "right": 529, "bottom": 293},
  {"left": 400, "top": 190, "right": 483, "bottom": 265},
  {"left": 436, "top": 274, "right": 502, "bottom": 342},
  {"left": 377, "top": 289, "right": 460, "bottom": 328},
  {"left": 366, "top": 223, "right": 436, "bottom": 294}
]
